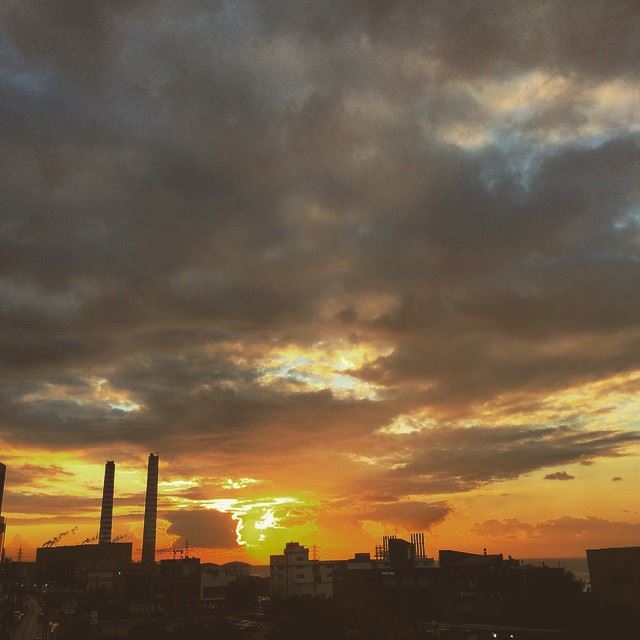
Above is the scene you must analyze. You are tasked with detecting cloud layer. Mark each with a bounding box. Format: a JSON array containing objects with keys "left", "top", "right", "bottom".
[{"left": 1, "top": 1, "right": 639, "bottom": 558}]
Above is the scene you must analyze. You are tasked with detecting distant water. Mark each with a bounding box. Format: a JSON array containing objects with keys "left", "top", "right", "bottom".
[
  {"left": 253, "top": 558, "right": 590, "bottom": 583},
  {"left": 521, "top": 558, "right": 589, "bottom": 583}
]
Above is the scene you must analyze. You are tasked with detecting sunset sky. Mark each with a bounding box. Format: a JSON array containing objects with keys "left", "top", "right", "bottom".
[{"left": 1, "top": 1, "right": 640, "bottom": 564}]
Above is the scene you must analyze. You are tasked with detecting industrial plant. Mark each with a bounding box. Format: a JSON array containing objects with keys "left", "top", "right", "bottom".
[
  {"left": 33, "top": 454, "right": 159, "bottom": 589},
  {"left": 0, "top": 457, "right": 639, "bottom": 639}
]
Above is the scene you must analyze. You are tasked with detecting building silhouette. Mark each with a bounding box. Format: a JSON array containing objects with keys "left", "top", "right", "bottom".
[
  {"left": 36, "top": 541, "right": 132, "bottom": 587},
  {"left": 271, "top": 534, "right": 434, "bottom": 601},
  {"left": 270, "top": 542, "right": 335, "bottom": 599},
  {"left": 587, "top": 546, "right": 640, "bottom": 608}
]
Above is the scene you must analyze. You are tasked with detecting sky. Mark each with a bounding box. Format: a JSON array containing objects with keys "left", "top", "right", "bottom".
[{"left": 1, "top": 0, "right": 640, "bottom": 564}]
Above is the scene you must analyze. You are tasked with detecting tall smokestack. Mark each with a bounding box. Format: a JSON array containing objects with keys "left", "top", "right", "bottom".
[
  {"left": 0, "top": 462, "right": 6, "bottom": 516},
  {"left": 99, "top": 460, "right": 115, "bottom": 544},
  {"left": 142, "top": 453, "right": 159, "bottom": 566},
  {"left": 0, "top": 462, "right": 6, "bottom": 560}
]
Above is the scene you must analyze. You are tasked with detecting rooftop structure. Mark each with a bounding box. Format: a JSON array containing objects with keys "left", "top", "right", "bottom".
[{"left": 36, "top": 542, "right": 133, "bottom": 586}]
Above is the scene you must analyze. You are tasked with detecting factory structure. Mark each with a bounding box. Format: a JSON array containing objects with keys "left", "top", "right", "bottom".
[
  {"left": 271, "top": 535, "right": 435, "bottom": 600},
  {"left": 0, "top": 454, "right": 256, "bottom": 626},
  {"left": 33, "top": 453, "right": 160, "bottom": 587},
  {"left": 1, "top": 453, "right": 638, "bottom": 633}
]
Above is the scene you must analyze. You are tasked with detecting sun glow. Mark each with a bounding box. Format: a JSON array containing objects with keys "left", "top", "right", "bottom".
[
  {"left": 255, "top": 339, "right": 391, "bottom": 400},
  {"left": 159, "top": 479, "right": 200, "bottom": 492},
  {"left": 199, "top": 497, "right": 298, "bottom": 547},
  {"left": 220, "top": 477, "right": 260, "bottom": 490},
  {"left": 254, "top": 508, "right": 278, "bottom": 530}
]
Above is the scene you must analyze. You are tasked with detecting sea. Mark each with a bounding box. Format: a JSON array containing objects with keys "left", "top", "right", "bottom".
[
  {"left": 251, "top": 558, "right": 590, "bottom": 584},
  {"left": 521, "top": 558, "right": 590, "bottom": 584}
]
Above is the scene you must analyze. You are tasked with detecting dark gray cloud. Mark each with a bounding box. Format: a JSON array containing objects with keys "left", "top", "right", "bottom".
[
  {"left": 359, "top": 500, "right": 451, "bottom": 530},
  {"left": 254, "top": 1, "right": 640, "bottom": 79},
  {"left": 1, "top": 492, "right": 105, "bottom": 519},
  {"left": 164, "top": 509, "right": 238, "bottom": 549},
  {"left": 6, "top": 513, "right": 142, "bottom": 526},
  {"left": 6, "top": 464, "right": 74, "bottom": 486},
  {"left": 359, "top": 425, "right": 640, "bottom": 496},
  {"left": 3, "top": 489, "right": 162, "bottom": 516},
  {"left": 544, "top": 471, "right": 575, "bottom": 481},
  {"left": 0, "top": 0, "right": 639, "bottom": 490}
]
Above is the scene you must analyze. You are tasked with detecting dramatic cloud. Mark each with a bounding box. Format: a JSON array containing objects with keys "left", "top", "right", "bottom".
[
  {"left": 164, "top": 509, "right": 238, "bottom": 550},
  {"left": 359, "top": 500, "right": 451, "bottom": 530},
  {"left": 3, "top": 490, "right": 147, "bottom": 516},
  {"left": 6, "top": 464, "right": 74, "bottom": 487},
  {"left": 355, "top": 424, "right": 640, "bottom": 496},
  {"left": 1, "top": 1, "right": 639, "bottom": 559}
]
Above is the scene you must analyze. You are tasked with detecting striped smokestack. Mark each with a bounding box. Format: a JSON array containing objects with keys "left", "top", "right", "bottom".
[
  {"left": 99, "top": 460, "right": 115, "bottom": 544},
  {"left": 141, "top": 452, "right": 159, "bottom": 566}
]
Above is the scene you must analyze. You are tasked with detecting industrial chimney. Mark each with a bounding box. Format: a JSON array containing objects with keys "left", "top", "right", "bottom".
[
  {"left": 0, "top": 462, "right": 6, "bottom": 516},
  {"left": 141, "top": 453, "right": 159, "bottom": 566},
  {"left": 99, "top": 460, "right": 115, "bottom": 544},
  {"left": 0, "top": 462, "right": 6, "bottom": 560}
]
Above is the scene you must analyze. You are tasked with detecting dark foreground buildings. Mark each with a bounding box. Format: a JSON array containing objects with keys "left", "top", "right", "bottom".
[
  {"left": 587, "top": 545, "right": 640, "bottom": 608},
  {"left": 271, "top": 538, "right": 583, "bottom": 631},
  {"left": 35, "top": 542, "right": 133, "bottom": 587},
  {"left": 3, "top": 454, "right": 639, "bottom": 639}
]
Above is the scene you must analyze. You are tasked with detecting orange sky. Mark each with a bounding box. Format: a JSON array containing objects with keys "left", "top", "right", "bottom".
[{"left": 3, "top": 365, "right": 640, "bottom": 563}]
